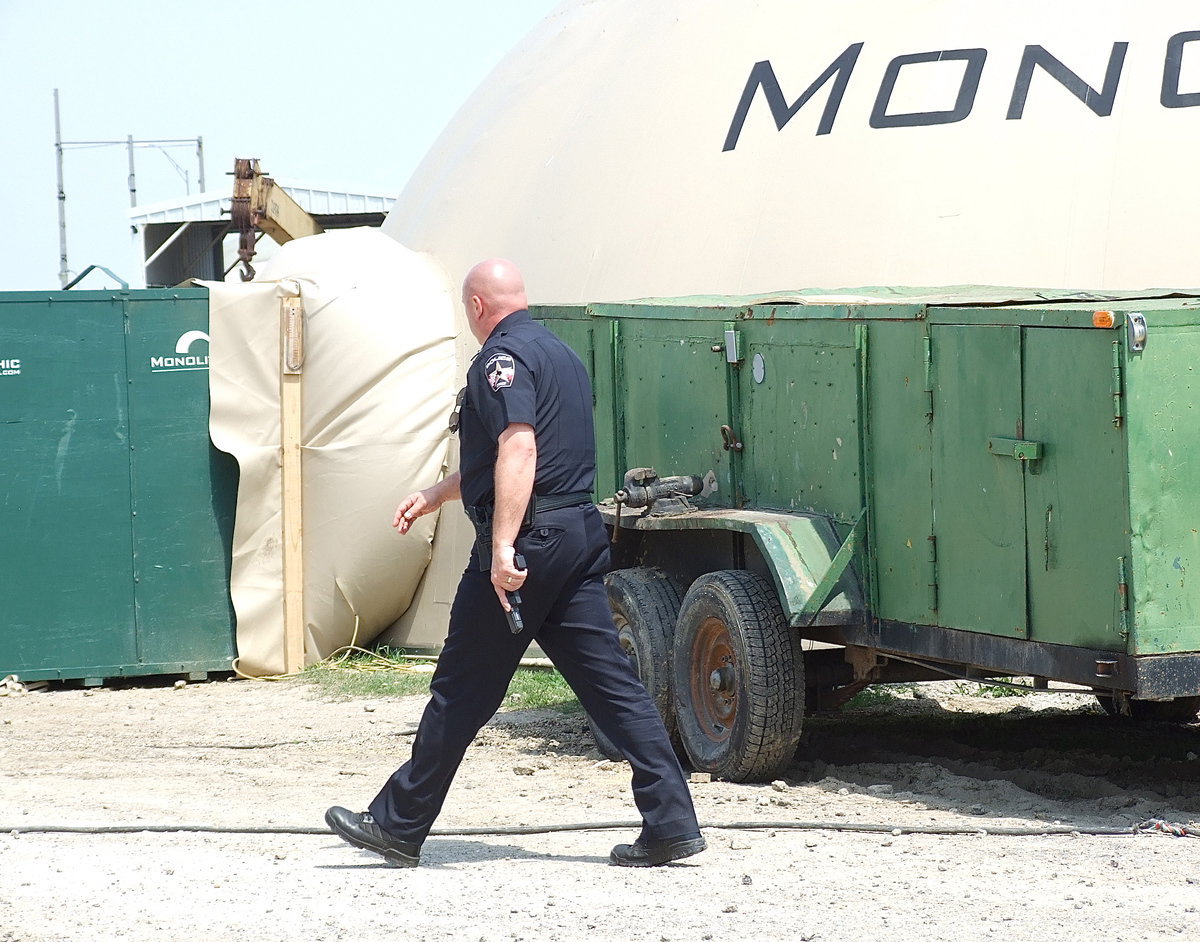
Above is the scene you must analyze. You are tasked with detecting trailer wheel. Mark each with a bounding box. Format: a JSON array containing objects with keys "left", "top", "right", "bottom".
[
  {"left": 673, "top": 570, "right": 804, "bottom": 782},
  {"left": 586, "top": 568, "right": 683, "bottom": 760},
  {"left": 1095, "top": 694, "right": 1200, "bottom": 723}
]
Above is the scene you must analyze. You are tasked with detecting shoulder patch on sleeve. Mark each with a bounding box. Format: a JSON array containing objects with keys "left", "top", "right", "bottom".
[{"left": 484, "top": 353, "right": 516, "bottom": 391}]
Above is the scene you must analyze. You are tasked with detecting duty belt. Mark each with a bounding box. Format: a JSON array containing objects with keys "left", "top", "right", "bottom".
[
  {"left": 465, "top": 491, "right": 592, "bottom": 529},
  {"left": 465, "top": 492, "right": 592, "bottom": 572}
]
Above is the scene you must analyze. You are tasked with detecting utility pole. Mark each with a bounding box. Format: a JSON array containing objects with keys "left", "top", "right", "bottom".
[
  {"left": 54, "top": 89, "right": 69, "bottom": 288},
  {"left": 53, "top": 89, "right": 205, "bottom": 287},
  {"left": 127, "top": 134, "right": 137, "bottom": 209}
]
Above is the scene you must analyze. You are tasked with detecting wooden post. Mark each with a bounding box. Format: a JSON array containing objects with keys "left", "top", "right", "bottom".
[{"left": 280, "top": 292, "right": 306, "bottom": 673}]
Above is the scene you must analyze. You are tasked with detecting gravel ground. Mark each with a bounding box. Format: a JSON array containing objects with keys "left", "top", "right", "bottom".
[{"left": 2, "top": 677, "right": 1199, "bottom": 941}]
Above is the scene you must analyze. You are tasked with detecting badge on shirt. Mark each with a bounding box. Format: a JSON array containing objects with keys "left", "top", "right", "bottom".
[{"left": 484, "top": 353, "right": 515, "bottom": 391}]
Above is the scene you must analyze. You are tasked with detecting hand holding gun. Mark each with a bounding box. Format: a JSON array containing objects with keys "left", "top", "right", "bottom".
[{"left": 505, "top": 554, "right": 527, "bottom": 634}]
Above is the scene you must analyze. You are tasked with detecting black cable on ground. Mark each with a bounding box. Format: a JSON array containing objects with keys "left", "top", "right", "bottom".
[{"left": 3, "top": 819, "right": 1192, "bottom": 838}]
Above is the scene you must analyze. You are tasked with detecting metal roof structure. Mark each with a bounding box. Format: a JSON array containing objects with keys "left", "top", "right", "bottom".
[
  {"left": 131, "top": 184, "right": 394, "bottom": 224},
  {"left": 128, "top": 184, "right": 395, "bottom": 287}
]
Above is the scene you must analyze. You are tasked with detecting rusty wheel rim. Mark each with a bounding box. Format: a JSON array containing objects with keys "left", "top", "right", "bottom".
[
  {"left": 614, "top": 612, "right": 640, "bottom": 676},
  {"left": 690, "top": 615, "right": 737, "bottom": 743}
]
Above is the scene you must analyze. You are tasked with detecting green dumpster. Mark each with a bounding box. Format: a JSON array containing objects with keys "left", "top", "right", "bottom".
[{"left": 0, "top": 287, "right": 237, "bottom": 683}]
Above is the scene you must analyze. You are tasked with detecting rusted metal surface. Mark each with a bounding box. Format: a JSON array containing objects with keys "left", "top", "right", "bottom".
[
  {"left": 691, "top": 614, "right": 739, "bottom": 745},
  {"left": 806, "top": 619, "right": 1151, "bottom": 693},
  {"left": 230, "top": 158, "right": 324, "bottom": 281}
]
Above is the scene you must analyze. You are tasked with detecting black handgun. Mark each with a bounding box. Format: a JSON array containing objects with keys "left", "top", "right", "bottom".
[{"left": 505, "top": 553, "right": 527, "bottom": 634}]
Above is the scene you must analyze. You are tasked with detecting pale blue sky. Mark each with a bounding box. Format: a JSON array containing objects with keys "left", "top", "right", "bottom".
[{"left": 0, "top": 0, "right": 561, "bottom": 291}]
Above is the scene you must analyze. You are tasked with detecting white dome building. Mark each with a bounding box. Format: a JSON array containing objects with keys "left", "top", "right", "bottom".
[
  {"left": 386, "top": 0, "right": 1200, "bottom": 299},
  {"left": 380, "top": 0, "right": 1200, "bottom": 649}
]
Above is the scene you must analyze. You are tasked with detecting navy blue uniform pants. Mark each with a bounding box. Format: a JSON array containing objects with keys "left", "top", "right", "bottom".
[{"left": 369, "top": 503, "right": 699, "bottom": 845}]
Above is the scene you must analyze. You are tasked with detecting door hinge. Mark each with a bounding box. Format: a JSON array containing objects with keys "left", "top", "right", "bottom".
[
  {"left": 923, "top": 333, "right": 934, "bottom": 424},
  {"left": 587, "top": 328, "right": 596, "bottom": 406},
  {"left": 1111, "top": 340, "right": 1124, "bottom": 428},
  {"left": 1043, "top": 504, "right": 1054, "bottom": 571},
  {"left": 927, "top": 533, "right": 939, "bottom": 612},
  {"left": 1118, "top": 555, "right": 1130, "bottom": 641}
]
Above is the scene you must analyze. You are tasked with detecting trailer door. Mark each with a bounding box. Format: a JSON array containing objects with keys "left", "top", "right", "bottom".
[
  {"left": 613, "top": 316, "right": 736, "bottom": 504},
  {"left": 1023, "top": 328, "right": 1128, "bottom": 650},
  {"left": 931, "top": 325, "right": 1028, "bottom": 638},
  {"left": 930, "top": 323, "right": 1129, "bottom": 647}
]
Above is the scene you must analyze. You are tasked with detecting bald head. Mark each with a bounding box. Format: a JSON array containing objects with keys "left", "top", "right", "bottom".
[{"left": 462, "top": 258, "right": 528, "bottom": 342}]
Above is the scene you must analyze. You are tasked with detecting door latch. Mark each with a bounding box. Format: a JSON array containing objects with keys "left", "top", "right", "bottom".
[
  {"left": 710, "top": 329, "right": 743, "bottom": 364},
  {"left": 720, "top": 425, "right": 744, "bottom": 452},
  {"left": 987, "top": 437, "right": 1043, "bottom": 461},
  {"left": 1127, "top": 312, "right": 1148, "bottom": 353}
]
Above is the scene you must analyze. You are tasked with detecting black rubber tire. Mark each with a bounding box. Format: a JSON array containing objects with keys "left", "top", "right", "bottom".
[
  {"left": 672, "top": 570, "right": 804, "bottom": 782},
  {"left": 586, "top": 568, "right": 683, "bottom": 761},
  {"left": 1095, "top": 694, "right": 1200, "bottom": 723}
]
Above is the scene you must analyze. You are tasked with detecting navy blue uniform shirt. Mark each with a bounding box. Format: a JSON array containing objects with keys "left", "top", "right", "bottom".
[{"left": 458, "top": 309, "right": 596, "bottom": 509}]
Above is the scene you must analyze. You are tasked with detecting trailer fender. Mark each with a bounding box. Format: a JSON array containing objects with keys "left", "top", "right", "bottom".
[
  {"left": 755, "top": 512, "right": 866, "bottom": 628},
  {"left": 599, "top": 505, "right": 865, "bottom": 628}
]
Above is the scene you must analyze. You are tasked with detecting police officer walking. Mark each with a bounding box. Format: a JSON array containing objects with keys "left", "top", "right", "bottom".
[{"left": 325, "top": 258, "right": 704, "bottom": 868}]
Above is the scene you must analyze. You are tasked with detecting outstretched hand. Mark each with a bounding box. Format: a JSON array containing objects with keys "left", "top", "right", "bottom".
[
  {"left": 392, "top": 473, "right": 462, "bottom": 536},
  {"left": 393, "top": 489, "right": 436, "bottom": 535}
]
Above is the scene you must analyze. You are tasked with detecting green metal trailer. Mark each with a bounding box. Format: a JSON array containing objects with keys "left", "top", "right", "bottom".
[
  {"left": 0, "top": 287, "right": 238, "bottom": 684},
  {"left": 535, "top": 289, "right": 1200, "bottom": 782}
]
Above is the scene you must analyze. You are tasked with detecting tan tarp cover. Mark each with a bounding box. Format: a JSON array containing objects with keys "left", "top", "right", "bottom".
[{"left": 204, "top": 228, "right": 456, "bottom": 676}]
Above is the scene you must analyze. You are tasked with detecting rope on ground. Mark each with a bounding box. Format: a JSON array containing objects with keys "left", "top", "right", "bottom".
[
  {"left": 322, "top": 646, "right": 433, "bottom": 673},
  {"left": 231, "top": 615, "right": 374, "bottom": 680},
  {"left": 1136, "top": 818, "right": 1200, "bottom": 838},
  {"left": 230, "top": 657, "right": 296, "bottom": 681},
  {"left": 4, "top": 818, "right": 1193, "bottom": 839},
  {"left": 305, "top": 645, "right": 551, "bottom": 675}
]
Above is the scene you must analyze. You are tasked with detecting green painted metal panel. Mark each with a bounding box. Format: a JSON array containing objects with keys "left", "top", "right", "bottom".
[
  {"left": 739, "top": 321, "right": 862, "bottom": 520},
  {"left": 589, "top": 286, "right": 1200, "bottom": 313},
  {"left": 1125, "top": 324, "right": 1200, "bottom": 654},
  {"left": 931, "top": 325, "right": 1027, "bottom": 638},
  {"left": 743, "top": 302, "right": 923, "bottom": 323},
  {"left": 1023, "top": 329, "right": 1128, "bottom": 651},
  {"left": 795, "top": 512, "right": 866, "bottom": 623},
  {"left": 1120, "top": 302, "right": 1200, "bottom": 329},
  {"left": 0, "top": 295, "right": 138, "bottom": 675},
  {"left": 535, "top": 295, "right": 1200, "bottom": 682},
  {"left": 866, "top": 320, "right": 936, "bottom": 626},
  {"left": 614, "top": 318, "right": 734, "bottom": 505},
  {"left": 0, "top": 289, "right": 236, "bottom": 681},
  {"left": 124, "top": 295, "right": 237, "bottom": 667},
  {"left": 928, "top": 306, "right": 1110, "bottom": 329},
  {"left": 537, "top": 315, "right": 618, "bottom": 496}
]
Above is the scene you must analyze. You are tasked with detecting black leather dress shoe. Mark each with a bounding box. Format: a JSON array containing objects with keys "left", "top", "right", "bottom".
[
  {"left": 324, "top": 806, "right": 420, "bottom": 868},
  {"left": 609, "top": 832, "right": 707, "bottom": 867}
]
